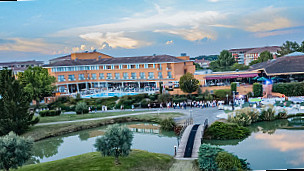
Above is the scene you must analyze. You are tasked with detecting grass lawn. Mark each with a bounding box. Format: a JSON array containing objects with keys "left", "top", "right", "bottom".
[
  {"left": 38, "top": 110, "right": 151, "bottom": 123},
  {"left": 17, "top": 150, "right": 174, "bottom": 171},
  {"left": 23, "top": 112, "right": 184, "bottom": 141}
]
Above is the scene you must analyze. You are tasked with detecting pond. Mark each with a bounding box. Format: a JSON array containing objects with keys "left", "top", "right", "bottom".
[
  {"left": 27, "top": 122, "right": 178, "bottom": 164},
  {"left": 203, "top": 118, "right": 304, "bottom": 170}
]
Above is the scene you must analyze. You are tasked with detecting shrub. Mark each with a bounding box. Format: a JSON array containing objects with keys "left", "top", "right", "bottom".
[
  {"left": 216, "top": 151, "right": 242, "bottom": 171},
  {"left": 253, "top": 83, "right": 263, "bottom": 97},
  {"left": 204, "top": 121, "right": 250, "bottom": 140},
  {"left": 160, "top": 118, "right": 176, "bottom": 131},
  {"left": 39, "top": 110, "right": 61, "bottom": 117},
  {"left": 277, "top": 109, "right": 288, "bottom": 119},
  {"left": 231, "top": 82, "right": 237, "bottom": 92},
  {"left": 0, "top": 132, "right": 33, "bottom": 171},
  {"left": 158, "top": 93, "right": 171, "bottom": 103},
  {"left": 198, "top": 144, "right": 223, "bottom": 170},
  {"left": 273, "top": 82, "right": 304, "bottom": 96},
  {"left": 229, "top": 107, "right": 259, "bottom": 126},
  {"left": 214, "top": 89, "right": 231, "bottom": 99},
  {"left": 94, "top": 124, "right": 133, "bottom": 164},
  {"left": 75, "top": 101, "right": 89, "bottom": 114},
  {"left": 259, "top": 105, "right": 276, "bottom": 121}
]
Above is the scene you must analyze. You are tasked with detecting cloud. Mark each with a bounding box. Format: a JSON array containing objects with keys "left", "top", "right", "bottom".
[
  {"left": 254, "top": 29, "right": 297, "bottom": 38},
  {"left": 0, "top": 38, "right": 60, "bottom": 54},
  {"left": 242, "top": 7, "right": 294, "bottom": 33},
  {"left": 208, "top": 0, "right": 219, "bottom": 2},
  {"left": 166, "top": 40, "right": 173, "bottom": 45},
  {"left": 79, "top": 32, "right": 151, "bottom": 49},
  {"left": 53, "top": 7, "right": 226, "bottom": 47},
  {"left": 156, "top": 28, "right": 216, "bottom": 41}
]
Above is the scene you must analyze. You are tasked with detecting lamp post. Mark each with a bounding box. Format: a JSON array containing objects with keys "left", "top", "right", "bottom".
[
  {"left": 226, "top": 94, "right": 228, "bottom": 105},
  {"left": 232, "top": 91, "right": 235, "bottom": 110}
]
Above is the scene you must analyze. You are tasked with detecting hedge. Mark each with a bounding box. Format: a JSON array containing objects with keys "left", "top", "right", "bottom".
[
  {"left": 231, "top": 82, "right": 237, "bottom": 93},
  {"left": 39, "top": 110, "right": 61, "bottom": 117},
  {"left": 273, "top": 82, "right": 304, "bottom": 96},
  {"left": 214, "top": 89, "right": 231, "bottom": 99},
  {"left": 253, "top": 83, "right": 263, "bottom": 97}
]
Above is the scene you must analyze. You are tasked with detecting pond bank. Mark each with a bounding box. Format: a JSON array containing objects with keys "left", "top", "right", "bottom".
[{"left": 22, "top": 112, "right": 183, "bottom": 141}]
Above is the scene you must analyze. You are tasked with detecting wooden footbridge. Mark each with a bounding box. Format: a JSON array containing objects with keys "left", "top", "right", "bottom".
[{"left": 175, "top": 119, "right": 208, "bottom": 159}]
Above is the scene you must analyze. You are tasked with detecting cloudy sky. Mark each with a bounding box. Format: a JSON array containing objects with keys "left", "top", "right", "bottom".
[{"left": 0, "top": 0, "right": 303, "bottom": 62}]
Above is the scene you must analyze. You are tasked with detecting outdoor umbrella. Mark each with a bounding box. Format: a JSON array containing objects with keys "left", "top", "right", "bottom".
[
  {"left": 253, "top": 76, "right": 259, "bottom": 80},
  {"left": 257, "top": 77, "right": 267, "bottom": 81}
]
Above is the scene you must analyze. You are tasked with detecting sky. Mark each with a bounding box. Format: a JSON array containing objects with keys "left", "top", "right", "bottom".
[{"left": 0, "top": 0, "right": 304, "bottom": 62}]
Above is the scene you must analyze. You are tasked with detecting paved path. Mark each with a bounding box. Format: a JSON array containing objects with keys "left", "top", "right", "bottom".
[{"left": 36, "top": 107, "right": 225, "bottom": 126}]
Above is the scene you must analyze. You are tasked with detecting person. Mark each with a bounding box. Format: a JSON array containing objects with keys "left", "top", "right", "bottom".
[
  {"left": 121, "top": 105, "right": 124, "bottom": 110},
  {"left": 148, "top": 103, "right": 151, "bottom": 110},
  {"left": 131, "top": 104, "right": 134, "bottom": 111},
  {"left": 173, "top": 102, "right": 176, "bottom": 109},
  {"left": 95, "top": 106, "right": 97, "bottom": 113},
  {"left": 160, "top": 103, "right": 163, "bottom": 109},
  {"left": 183, "top": 101, "right": 187, "bottom": 110},
  {"left": 177, "top": 103, "right": 180, "bottom": 109},
  {"left": 88, "top": 106, "right": 91, "bottom": 113}
]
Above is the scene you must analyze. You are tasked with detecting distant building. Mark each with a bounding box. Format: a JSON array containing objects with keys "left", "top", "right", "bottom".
[
  {"left": 229, "top": 46, "right": 281, "bottom": 65},
  {"left": 194, "top": 59, "right": 210, "bottom": 68},
  {"left": 44, "top": 52, "right": 195, "bottom": 94},
  {"left": 0, "top": 60, "right": 44, "bottom": 74}
]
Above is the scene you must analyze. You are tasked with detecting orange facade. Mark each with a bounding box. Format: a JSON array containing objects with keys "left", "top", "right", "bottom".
[{"left": 45, "top": 53, "right": 195, "bottom": 94}]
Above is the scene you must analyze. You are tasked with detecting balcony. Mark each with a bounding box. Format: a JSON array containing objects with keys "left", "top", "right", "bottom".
[
  {"left": 166, "top": 67, "right": 172, "bottom": 70},
  {"left": 106, "top": 77, "right": 113, "bottom": 80},
  {"left": 58, "top": 79, "right": 66, "bottom": 82},
  {"left": 115, "top": 77, "right": 120, "bottom": 80},
  {"left": 123, "top": 77, "right": 129, "bottom": 79},
  {"left": 79, "top": 78, "right": 85, "bottom": 81},
  {"left": 99, "top": 77, "right": 105, "bottom": 80},
  {"left": 167, "top": 76, "right": 172, "bottom": 79},
  {"left": 131, "top": 77, "right": 137, "bottom": 79},
  {"left": 140, "top": 76, "right": 146, "bottom": 79},
  {"left": 68, "top": 78, "right": 75, "bottom": 81},
  {"left": 148, "top": 76, "right": 154, "bottom": 79}
]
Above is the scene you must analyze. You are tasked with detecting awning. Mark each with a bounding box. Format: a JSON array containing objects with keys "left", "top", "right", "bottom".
[{"left": 205, "top": 73, "right": 258, "bottom": 80}]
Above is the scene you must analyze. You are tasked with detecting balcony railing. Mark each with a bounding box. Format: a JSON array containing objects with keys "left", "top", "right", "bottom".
[
  {"left": 58, "top": 79, "right": 66, "bottom": 82},
  {"left": 68, "top": 78, "right": 75, "bottom": 81},
  {"left": 79, "top": 78, "right": 85, "bottom": 81}
]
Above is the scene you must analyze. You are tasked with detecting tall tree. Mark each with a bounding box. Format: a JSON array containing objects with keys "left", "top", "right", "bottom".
[
  {"left": 0, "top": 69, "right": 39, "bottom": 136},
  {"left": 209, "top": 50, "right": 235, "bottom": 71},
  {"left": 249, "top": 51, "right": 273, "bottom": 65},
  {"left": 179, "top": 72, "right": 199, "bottom": 94},
  {"left": 94, "top": 124, "right": 133, "bottom": 165},
  {"left": 18, "top": 66, "right": 56, "bottom": 107},
  {"left": 0, "top": 132, "right": 33, "bottom": 171},
  {"left": 278, "top": 41, "right": 300, "bottom": 57}
]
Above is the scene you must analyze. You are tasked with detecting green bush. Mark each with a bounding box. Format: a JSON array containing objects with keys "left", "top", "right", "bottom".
[
  {"left": 214, "top": 89, "right": 231, "bottom": 99},
  {"left": 273, "top": 82, "right": 304, "bottom": 96},
  {"left": 39, "top": 110, "right": 61, "bottom": 117},
  {"left": 198, "top": 144, "right": 223, "bottom": 170},
  {"left": 277, "top": 109, "right": 288, "bottom": 119},
  {"left": 231, "top": 82, "right": 237, "bottom": 93},
  {"left": 140, "top": 99, "right": 149, "bottom": 108},
  {"left": 216, "top": 151, "right": 242, "bottom": 171},
  {"left": 160, "top": 118, "right": 176, "bottom": 131},
  {"left": 75, "top": 102, "right": 89, "bottom": 114},
  {"left": 229, "top": 107, "right": 259, "bottom": 126},
  {"left": 259, "top": 105, "right": 276, "bottom": 121},
  {"left": 253, "top": 83, "right": 263, "bottom": 97},
  {"left": 204, "top": 122, "right": 250, "bottom": 140}
]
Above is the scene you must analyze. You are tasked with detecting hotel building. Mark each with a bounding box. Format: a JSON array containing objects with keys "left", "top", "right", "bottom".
[{"left": 44, "top": 52, "right": 195, "bottom": 95}]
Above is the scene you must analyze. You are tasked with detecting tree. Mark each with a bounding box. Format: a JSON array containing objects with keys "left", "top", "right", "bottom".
[
  {"left": 0, "top": 132, "right": 33, "bottom": 171},
  {"left": 94, "top": 124, "right": 133, "bottom": 164},
  {"left": 179, "top": 72, "right": 199, "bottom": 94},
  {"left": 158, "top": 93, "right": 171, "bottom": 103},
  {"left": 75, "top": 101, "right": 88, "bottom": 114},
  {"left": 249, "top": 51, "right": 273, "bottom": 66},
  {"left": 231, "top": 63, "right": 249, "bottom": 70},
  {"left": 209, "top": 50, "right": 235, "bottom": 71},
  {"left": 278, "top": 41, "right": 300, "bottom": 57},
  {"left": 194, "top": 63, "right": 203, "bottom": 70},
  {"left": 0, "top": 69, "right": 39, "bottom": 136},
  {"left": 18, "top": 66, "right": 56, "bottom": 108}
]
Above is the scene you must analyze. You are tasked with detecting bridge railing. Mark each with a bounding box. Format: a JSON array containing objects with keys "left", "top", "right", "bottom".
[{"left": 177, "top": 118, "right": 193, "bottom": 146}]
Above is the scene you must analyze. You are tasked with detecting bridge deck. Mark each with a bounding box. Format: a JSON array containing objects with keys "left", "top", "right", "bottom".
[{"left": 175, "top": 124, "right": 204, "bottom": 159}]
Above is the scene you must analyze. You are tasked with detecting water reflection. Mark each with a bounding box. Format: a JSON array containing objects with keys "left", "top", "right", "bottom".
[
  {"left": 203, "top": 119, "right": 304, "bottom": 170},
  {"left": 29, "top": 122, "right": 177, "bottom": 164}
]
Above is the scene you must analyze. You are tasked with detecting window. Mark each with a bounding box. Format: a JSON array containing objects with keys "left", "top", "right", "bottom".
[
  {"left": 106, "top": 65, "right": 111, "bottom": 70},
  {"left": 58, "top": 75, "right": 65, "bottom": 82},
  {"left": 123, "top": 72, "right": 128, "bottom": 79},
  {"left": 115, "top": 73, "right": 120, "bottom": 79},
  {"left": 91, "top": 73, "right": 97, "bottom": 80},
  {"left": 78, "top": 74, "right": 85, "bottom": 80},
  {"left": 68, "top": 75, "right": 75, "bottom": 81},
  {"left": 131, "top": 65, "right": 136, "bottom": 69},
  {"left": 131, "top": 72, "right": 136, "bottom": 79},
  {"left": 99, "top": 73, "right": 104, "bottom": 79},
  {"left": 122, "top": 65, "right": 128, "bottom": 69},
  {"left": 139, "top": 64, "right": 144, "bottom": 68},
  {"left": 167, "top": 72, "right": 172, "bottom": 78},
  {"left": 107, "top": 73, "right": 112, "bottom": 79},
  {"left": 148, "top": 72, "right": 154, "bottom": 79},
  {"left": 140, "top": 72, "right": 145, "bottom": 79},
  {"left": 158, "top": 72, "right": 162, "bottom": 79},
  {"left": 144, "top": 64, "right": 148, "bottom": 68},
  {"left": 148, "top": 64, "right": 153, "bottom": 68},
  {"left": 87, "top": 74, "right": 91, "bottom": 80},
  {"left": 115, "top": 65, "right": 119, "bottom": 69},
  {"left": 59, "top": 86, "right": 66, "bottom": 93}
]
